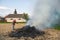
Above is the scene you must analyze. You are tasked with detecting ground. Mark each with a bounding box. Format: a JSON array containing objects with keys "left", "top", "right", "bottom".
[
  {"left": 0, "top": 23, "right": 60, "bottom": 40},
  {"left": 0, "top": 23, "right": 26, "bottom": 34}
]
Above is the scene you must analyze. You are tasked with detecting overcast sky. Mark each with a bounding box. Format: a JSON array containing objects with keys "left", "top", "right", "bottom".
[{"left": 0, "top": 0, "right": 37, "bottom": 17}]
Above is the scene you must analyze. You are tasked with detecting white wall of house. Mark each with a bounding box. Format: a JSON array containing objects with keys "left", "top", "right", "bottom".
[{"left": 5, "top": 18, "right": 26, "bottom": 22}]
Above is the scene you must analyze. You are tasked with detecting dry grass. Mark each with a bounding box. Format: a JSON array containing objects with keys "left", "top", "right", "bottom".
[
  {"left": 0, "top": 23, "right": 60, "bottom": 40},
  {"left": 0, "top": 23, "right": 26, "bottom": 34}
]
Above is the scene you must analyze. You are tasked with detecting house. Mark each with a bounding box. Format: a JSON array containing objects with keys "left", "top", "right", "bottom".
[
  {"left": 5, "top": 9, "right": 28, "bottom": 22},
  {"left": 0, "top": 16, "right": 2, "bottom": 20},
  {"left": 0, "top": 16, "right": 4, "bottom": 21},
  {"left": 0, "top": 16, "right": 6, "bottom": 22}
]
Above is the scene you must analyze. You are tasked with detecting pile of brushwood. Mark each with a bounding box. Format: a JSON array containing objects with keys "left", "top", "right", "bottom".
[{"left": 9, "top": 25, "right": 45, "bottom": 38}]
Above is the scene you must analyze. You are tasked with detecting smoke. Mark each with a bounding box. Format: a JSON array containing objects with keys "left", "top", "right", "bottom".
[{"left": 26, "top": 0, "right": 60, "bottom": 30}]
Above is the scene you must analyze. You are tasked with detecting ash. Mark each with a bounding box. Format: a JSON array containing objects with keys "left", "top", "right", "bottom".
[{"left": 9, "top": 25, "right": 45, "bottom": 38}]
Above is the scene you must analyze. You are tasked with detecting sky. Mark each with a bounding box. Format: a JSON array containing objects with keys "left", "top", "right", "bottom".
[{"left": 0, "top": 0, "right": 37, "bottom": 17}]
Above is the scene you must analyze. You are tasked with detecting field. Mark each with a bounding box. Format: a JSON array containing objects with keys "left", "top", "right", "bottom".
[
  {"left": 0, "top": 23, "right": 60, "bottom": 40},
  {"left": 0, "top": 23, "right": 26, "bottom": 34}
]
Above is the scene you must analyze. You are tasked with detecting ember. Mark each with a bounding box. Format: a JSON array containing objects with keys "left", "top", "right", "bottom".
[{"left": 9, "top": 25, "right": 45, "bottom": 38}]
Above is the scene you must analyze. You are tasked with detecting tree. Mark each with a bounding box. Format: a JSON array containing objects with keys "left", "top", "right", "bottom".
[
  {"left": 14, "top": 9, "right": 17, "bottom": 14},
  {"left": 23, "top": 13, "right": 29, "bottom": 21}
]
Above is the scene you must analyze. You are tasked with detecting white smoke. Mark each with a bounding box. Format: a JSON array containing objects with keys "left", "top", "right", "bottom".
[{"left": 26, "top": 0, "right": 60, "bottom": 30}]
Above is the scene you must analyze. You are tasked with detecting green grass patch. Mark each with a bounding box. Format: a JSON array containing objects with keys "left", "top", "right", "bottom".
[
  {"left": 0, "top": 22, "right": 11, "bottom": 24},
  {"left": 0, "top": 22, "right": 26, "bottom": 24},
  {"left": 54, "top": 25, "right": 60, "bottom": 30}
]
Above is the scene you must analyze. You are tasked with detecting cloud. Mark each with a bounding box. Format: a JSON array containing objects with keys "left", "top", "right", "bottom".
[
  {"left": 0, "top": 6, "right": 12, "bottom": 10},
  {"left": 0, "top": 6, "right": 13, "bottom": 17}
]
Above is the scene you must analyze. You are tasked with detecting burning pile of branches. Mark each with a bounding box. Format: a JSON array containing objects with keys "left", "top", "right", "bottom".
[{"left": 9, "top": 26, "right": 45, "bottom": 38}]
